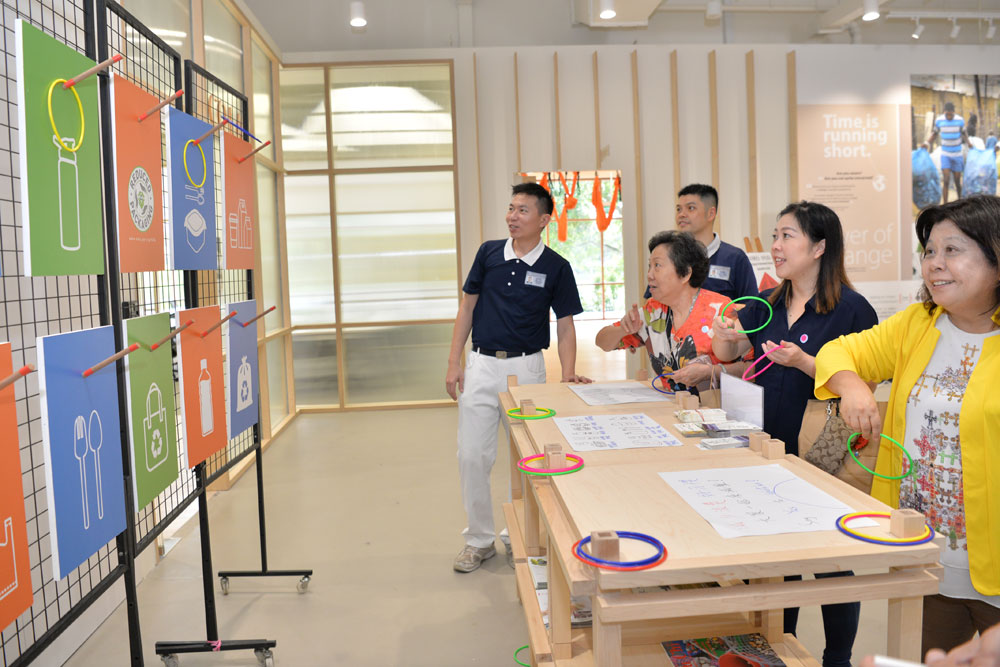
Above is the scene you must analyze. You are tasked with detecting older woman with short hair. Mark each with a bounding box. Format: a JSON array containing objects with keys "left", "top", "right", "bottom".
[{"left": 816, "top": 195, "right": 1000, "bottom": 656}]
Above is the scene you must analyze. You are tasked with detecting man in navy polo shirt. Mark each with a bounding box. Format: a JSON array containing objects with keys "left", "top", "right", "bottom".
[{"left": 446, "top": 182, "right": 591, "bottom": 573}]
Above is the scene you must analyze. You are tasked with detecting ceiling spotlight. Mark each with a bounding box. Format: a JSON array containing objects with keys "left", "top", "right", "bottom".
[
  {"left": 706, "top": 0, "right": 722, "bottom": 20},
  {"left": 598, "top": 0, "right": 616, "bottom": 20},
  {"left": 350, "top": 1, "right": 367, "bottom": 28},
  {"left": 861, "top": 0, "right": 879, "bottom": 22},
  {"left": 987, "top": 19, "right": 997, "bottom": 40},
  {"left": 950, "top": 18, "right": 961, "bottom": 39},
  {"left": 912, "top": 20, "right": 924, "bottom": 39}
]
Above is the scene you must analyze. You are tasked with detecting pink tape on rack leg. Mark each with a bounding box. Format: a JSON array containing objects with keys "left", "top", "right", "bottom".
[{"left": 741, "top": 343, "right": 784, "bottom": 381}]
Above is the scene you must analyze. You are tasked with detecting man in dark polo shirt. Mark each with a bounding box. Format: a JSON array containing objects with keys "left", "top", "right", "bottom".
[
  {"left": 645, "top": 184, "right": 758, "bottom": 301},
  {"left": 445, "top": 182, "right": 591, "bottom": 573}
]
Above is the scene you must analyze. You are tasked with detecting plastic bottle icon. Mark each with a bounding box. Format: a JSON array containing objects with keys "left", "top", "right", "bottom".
[
  {"left": 53, "top": 135, "right": 81, "bottom": 251},
  {"left": 198, "top": 359, "right": 214, "bottom": 436},
  {"left": 0, "top": 517, "right": 18, "bottom": 601}
]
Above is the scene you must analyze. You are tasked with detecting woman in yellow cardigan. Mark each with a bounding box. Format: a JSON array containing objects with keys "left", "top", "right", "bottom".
[{"left": 815, "top": 195, "right": 1000, "bottom": 656}]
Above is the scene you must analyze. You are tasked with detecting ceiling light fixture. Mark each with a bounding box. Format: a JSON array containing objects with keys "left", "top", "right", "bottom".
[
  {"left": 950, "top": 18, "right": 961, "bottom": 38},
  {"left": 862, "top": 0, "right": 879, "bottom": 22},
  {"left": 706, "top": 0, "right": 722, "bottom": 20},
  {"left": 987, "top": 19, "right": 997, "bottom": 40},
  {"left": 912, "top": 19, "right": 924, "bottom": 39},
  {"left": 350, "top": 1, "right": 367, "bottom": 28},
  {"left": 598, "top": 0, "right": 616, "bottom": 20}
]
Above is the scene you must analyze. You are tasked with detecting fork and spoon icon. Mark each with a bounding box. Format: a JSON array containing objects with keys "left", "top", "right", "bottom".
[{"left": 72, "top": 411, "right": 104, "bottom": 530}]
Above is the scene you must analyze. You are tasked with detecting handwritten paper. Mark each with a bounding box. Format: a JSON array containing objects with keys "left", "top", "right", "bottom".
[
  {"left": 554, "top": 414, "right": 683, "bottom": 451},
  {"left": 569, "top": 381, "right": 673, "bottom": 406},
  {"left": 659, "top": 464, "right": 855, "bottom": 538}
]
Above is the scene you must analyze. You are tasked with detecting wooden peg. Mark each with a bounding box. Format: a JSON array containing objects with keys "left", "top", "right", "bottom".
[
  {"left": 507, "top": 374, "right": 518, "bottom": 389},
  {"left": 194, "top": 118, "right": 227, "bottom": 145},
  {"left": 238, "top": 140, "right": 271, "bottom": 162},
  {"left": 680, "top": 395, "right": 700, "bottom": 410},
  {"left": 591, "top": 531, "right": 620, "bottom": 561},
  {"left": 199, "top": 310, "right": 237, "bottom": 338},
  {"left": 82, "top": 343, "right": 139, "bottom": 378},
  {"left": 635, "top": 368, "right": 649, "bottom": 381},
  {"left": 748, "top": 431, "right": 770, "bottom": 453},
  {"left": 762, "top": 438, "right": 786, "bottom": 459},
  {"left": 544, "top": 443, "right": 566, "bottom": 469},
  {"left": 890, "top": 509, "right": 926, "bottom": 538},
  {"left": 0, "top": 364, "right": 33, "bottom": 391},
  {"left": 138, "top": 89, "right": 183, "bottom": 121},
  {"left": 237, "top": 305, "right": 277, "bottom": 328},
  {"left": 150, "top": 319, "right": 194, "bottom": 350},
  {"left": 743, "top": 236, "right": 753, "bottom": 252},
  {"left": 520, "top": 399, "right": 537, "bottom": 416},
  {"left": 64, "top": 53, "right": 122, "bottom": 88}
]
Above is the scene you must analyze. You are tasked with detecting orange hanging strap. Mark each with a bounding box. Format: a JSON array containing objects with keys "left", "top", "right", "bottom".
[
  {"left": 565, "top": 171, "right": 579, "bottom": 209},
  {"left": 593, "top": 174, "right": 621, "bottom": 232},
  {"left": 554, "top": 172, "right": 572, "bottom": 241}
]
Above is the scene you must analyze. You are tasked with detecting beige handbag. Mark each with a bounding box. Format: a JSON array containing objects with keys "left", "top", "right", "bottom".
[{"left": 799, "top": 399, "right": 886, "bottom": 495}]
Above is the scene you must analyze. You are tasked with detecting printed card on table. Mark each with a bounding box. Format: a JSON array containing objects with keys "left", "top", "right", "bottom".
[
  {"left": 176, "top": 306, "right": 227, "bottom": 467},
  {"left": 37, "top": 327, "right": 126, "bottom": 580},
  {"left": 123, "top": 314, "right": 179, "bottom": 510},
  {"left": 221, "top": 133, "right": 256, "bottom": 269},
  {"left": 165, "top": 107, "right": 217, "bottom": 270},
  {"left": 110, "top": 75, "right": 165, "bottom": 273},
  {"left": 15, "top": 20, "right": 104, "bottom": 276},
  {"left": 0, "top": 343, "right": 33, "bottom": 629},
  {"left": 227, "top": 300, "right": 259, "bottom": 438}
]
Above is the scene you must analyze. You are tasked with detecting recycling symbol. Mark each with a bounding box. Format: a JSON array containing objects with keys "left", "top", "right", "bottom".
[{"left": 150, "top": 428, "right": 163, "bottom": 458}]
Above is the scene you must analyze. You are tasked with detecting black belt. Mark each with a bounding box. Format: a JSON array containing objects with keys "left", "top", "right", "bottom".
[{"left": 474, "top": 347, "right": 540, "bottom": 359}]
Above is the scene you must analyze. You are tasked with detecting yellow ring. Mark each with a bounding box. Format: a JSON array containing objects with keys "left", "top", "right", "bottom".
[
  {"left": 838, "top": 512, "right": 932, "bottom": 543},
  {"left": 47, "top": 79, "right": 85, "bottom": 153},
  {"left": 183, "top": 139, "right": 207, "bottom": 188}
]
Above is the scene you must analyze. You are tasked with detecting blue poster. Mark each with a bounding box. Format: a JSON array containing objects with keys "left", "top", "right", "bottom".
[
  {"left": 228, "top": 300, "right": 260, "bottom": 438},
  {"left": 166, "top": 107, "right": 217, "bottom": 270},
  {"left": 36, "top": 327, "right": 126, "bottom": 580}
]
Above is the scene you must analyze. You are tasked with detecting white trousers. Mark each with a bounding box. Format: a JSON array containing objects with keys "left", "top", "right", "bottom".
[{"left": 457, "top": 349, "right": 546, "bottom": 548}]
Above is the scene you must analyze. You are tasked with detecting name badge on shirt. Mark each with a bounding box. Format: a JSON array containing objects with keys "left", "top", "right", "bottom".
[
  {"left": 708, "top": 265, "right": 731, "bottom": 281},
  {"left": 525, "top": 271, "right": 547, "bottom": 288}
]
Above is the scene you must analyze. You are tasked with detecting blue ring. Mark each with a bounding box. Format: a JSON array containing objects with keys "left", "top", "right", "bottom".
[
  {"left": 834, "top": 515, "right": 937, "bottom": 546},
  {"left": 650, "top": 374, "right": 675, "bottom": 395},
  {"left": 574, "top": 531, "right": 665, "bottom": 567}
]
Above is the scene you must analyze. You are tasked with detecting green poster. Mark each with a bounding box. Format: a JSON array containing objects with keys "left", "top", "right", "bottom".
[
  {"left": 15, "top": 20, "right": 105, "bottom": 276},
  {"left": 123, "top": 313, "right": 179, "bottom": 510}
]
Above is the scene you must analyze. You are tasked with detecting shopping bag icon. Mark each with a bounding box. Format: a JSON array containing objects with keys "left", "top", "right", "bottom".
[
  {"left": 236, "top": 355, "right": 253, "bottom": 412},
  {"left": 143, "top": 383, "right": 168, "bottom": 472}
]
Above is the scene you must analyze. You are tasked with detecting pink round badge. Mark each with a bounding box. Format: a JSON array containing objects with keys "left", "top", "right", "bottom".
[{"left": 800, "top": 334, "right": 809, "bottom": 344}]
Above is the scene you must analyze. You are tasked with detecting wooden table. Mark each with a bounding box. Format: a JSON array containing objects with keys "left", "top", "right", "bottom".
[{"left": 500, "top": 380, "right": 941, "bottom": 667}]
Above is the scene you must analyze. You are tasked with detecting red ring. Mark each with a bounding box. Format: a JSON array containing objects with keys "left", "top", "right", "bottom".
[{"left": 571, "top": 539, "right": 669, "bottom": 571}]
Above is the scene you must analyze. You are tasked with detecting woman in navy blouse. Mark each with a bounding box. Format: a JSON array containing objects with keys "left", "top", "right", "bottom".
[{"left": 711, "top": 201, "right": 878, "bottom": 667}]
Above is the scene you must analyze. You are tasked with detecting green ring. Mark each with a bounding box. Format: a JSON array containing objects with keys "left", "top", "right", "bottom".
[
  {"left": 519, "top": 464, "right": 585, "bottom": 477},
  {"left": 847, "top": 432, "right": 915, "bottom": 480},
  {"left": 507, "top": 407, "right": 556, "bottom": 420},
  {"left": 514, "top": 645, "right": 530, "bottom": 666},
  {"left": 720, "top": 296, "right": 774, "bottom": 335}
]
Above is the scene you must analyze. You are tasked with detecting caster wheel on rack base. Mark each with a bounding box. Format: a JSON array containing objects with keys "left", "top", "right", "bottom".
[
  {"left": 160, "top": 654, "right": 179, "bottom": 667},
  {"left": 296, "top": 576, "right": 310, "bottom": 593},
  {"left": 255, "top": 648, "right": 274, "bottom": 666},
  {"left": 220, "top": 577, "right": 230, "bottom": 595}
]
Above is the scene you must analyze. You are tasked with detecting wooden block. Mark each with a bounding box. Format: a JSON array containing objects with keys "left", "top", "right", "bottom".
[
  {"left": 680, "top": 395, "right": 700, "bottom": 410},
  {"left": 635, "top": 368, "right": 649, "bottom": 381},
  {"left": 674, "top": 390, "right": 691, "bottom": 401},
  {"left": 544, "top": 443, "right": 566, "bottom": 470},
  {"left": 747, "top": 431, "right": 770, "bottom": 453},
  {"left": 891, "top": 509, "right": 926, "bottom": 538},
  {"left": 591, "top": 530, "right": 620, "bottom": 561},
  {"left": 762, "top": 438, "right": 786, "bottom": 459},
  {"left": 507, "top": 374, "right": 518, "bottom": 388},
  {"left": 521, "top": 399, "right": 537, "bottom": 416}
]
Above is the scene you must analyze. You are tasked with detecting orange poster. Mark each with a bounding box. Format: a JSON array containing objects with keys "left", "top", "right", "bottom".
[
  {"left": 0, "top": 343, "right": 33, "bottom": 629},
  {"left": 222, "top": 133, "right": 256, "bottom": 270},
  {"left": 176, "top": 307, "right": 228, "bottom": 467},
  {"left": 110, "top": 75, "right": 165, "bottom": 272},
  {"left": 797, "top": 104, "right": 902, "bottom": 282}
]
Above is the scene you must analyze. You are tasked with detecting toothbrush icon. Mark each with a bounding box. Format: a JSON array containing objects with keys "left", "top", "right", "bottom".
[
  {"left": 73, "top": 415, "right": 89, "bottom": 529},
  {"left": 88, "top": 410, "right": 104, "bottom": 520}
]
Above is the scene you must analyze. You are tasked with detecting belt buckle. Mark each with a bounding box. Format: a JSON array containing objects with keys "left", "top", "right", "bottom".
[{"left": 496, "top": 350, "right": 507, "bottom": 359}]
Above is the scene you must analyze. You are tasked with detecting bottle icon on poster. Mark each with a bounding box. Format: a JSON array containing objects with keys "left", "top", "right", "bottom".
[
  {"left": 53, "top": 135, "right": 81, "bottom": 251},
  {"left": 0, "top": 517, "right": 19, "bottom": 601},
  {"left": 198, "top": 359, "right": 214, "bottom": 436},
  {"left": 236, "top": 355, "right": 252, "bottom": 412},
  {"left": 228, "top": 199, "right": 253, "bottom": 251}
]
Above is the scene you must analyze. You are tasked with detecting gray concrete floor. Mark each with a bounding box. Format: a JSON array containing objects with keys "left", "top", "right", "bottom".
[{"left": 64, "top": 406, "right": 889, "bottom": 666}]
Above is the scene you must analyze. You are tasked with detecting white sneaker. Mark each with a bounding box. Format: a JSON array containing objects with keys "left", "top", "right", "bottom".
[{"left": 453, "top": 544, "right": 496, "bottom": 573}]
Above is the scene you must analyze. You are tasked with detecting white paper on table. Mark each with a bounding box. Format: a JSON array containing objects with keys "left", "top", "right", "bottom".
[
  {"left": 659, "top": 464, "right": 856, "bottom": 537},
  {"left": 554, "top": 414, "right": 683, "bottom": 451},
  {"left": 568, "top": 381, "right": 673, "bottom": 406},
  {"left": 721, "top": 373, "right": 764, "bottom": 428}
]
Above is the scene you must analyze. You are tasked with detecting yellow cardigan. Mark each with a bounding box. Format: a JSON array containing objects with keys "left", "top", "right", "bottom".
[{"left": 815, "top": 302, "right": 1000, "bottom": 596}]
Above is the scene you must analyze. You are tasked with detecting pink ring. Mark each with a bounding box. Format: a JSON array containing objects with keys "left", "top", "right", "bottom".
[
  {"left": 742, "top": 343, "right": 784, "bottom": 381},
  {"left": 516, "top": 453, "right": 584, "bottom": 474}
]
